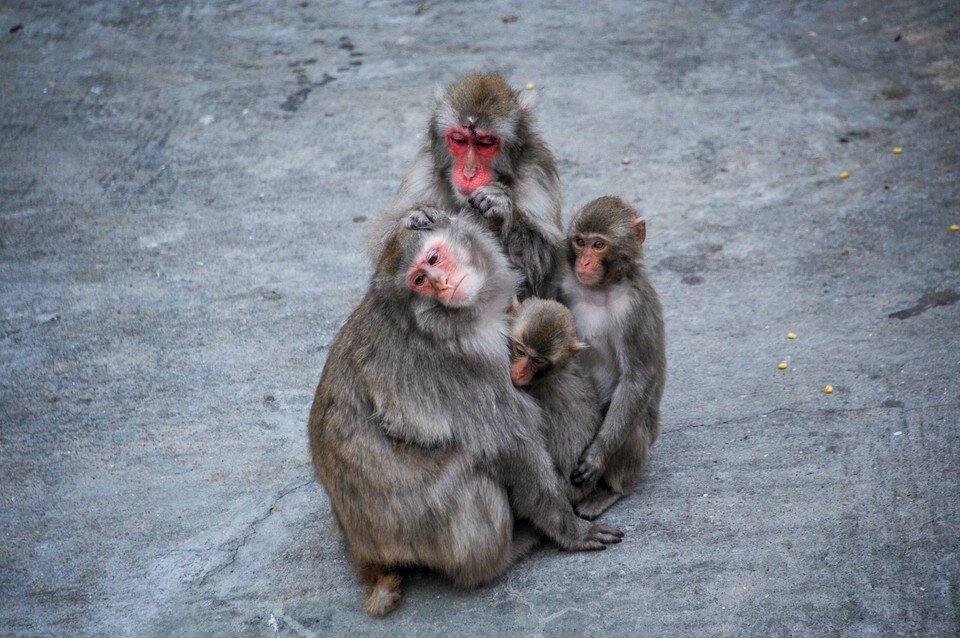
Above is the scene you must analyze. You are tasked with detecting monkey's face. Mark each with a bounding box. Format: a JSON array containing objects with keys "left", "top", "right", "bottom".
[
  {"left": 445, "top": 126, "right": 501, "bottom": 195},
  {"left": 570, "top": 234, "right": 612, "bottom": 286},
  {"left": 510, "top": 300, "right": 584, "bottom": 387},
  {"left": 510, "top": 339, "right": 549, "bottom": 387},
  {"left": 406, "top": 236, "right": 483, "bottom": 308}
]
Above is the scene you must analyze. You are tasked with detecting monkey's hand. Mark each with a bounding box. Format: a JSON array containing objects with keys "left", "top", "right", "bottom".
[
  {"left": 467, "top": 183, "right": 513, "bottom": 230},
  {"left": 571, "top": 449, "right": 605, "bottom": 487},
  {"left": 404, "top": 206, "right": 452, "bottom": 230},
  {"left": 564, "top": 521, "right": 624, "bottom": 551}
]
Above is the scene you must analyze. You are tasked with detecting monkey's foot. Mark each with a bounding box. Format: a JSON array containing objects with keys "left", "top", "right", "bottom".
[
  {"left": 575, "top": 486, "right": 623, "bottom": 521},
  {"left": 561, "top": 519, "right": 624, "bottom": 551},
  {"left": 362, "top": 569, "right": 402, "bottom": 617}
]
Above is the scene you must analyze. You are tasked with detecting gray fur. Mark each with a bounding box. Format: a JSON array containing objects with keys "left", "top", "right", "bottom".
[
  {"left": 560, "top": 197, "right": 667, "bottom": 520},
  {"left": 511, "top": 299, "right": 603, "bottom": 505},
  {"left": 310, "top": 214, "right": 622, "bottom": 615},
  {"left": 369, "top": 73, "right": 564, "bottom": 299}
]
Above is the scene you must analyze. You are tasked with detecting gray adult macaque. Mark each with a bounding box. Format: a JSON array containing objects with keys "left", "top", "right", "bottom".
[
  {"left": 370, "top": 73, "right": 564, "bottom": 299},
  {"left": 560, "top": 196, "right": 667, "bottom": 520},
  {"left": 309, "top": 211, "right": 622, "bottom": 617},
  {"left": 508, "top": 298, "right": 601, "bottom": 505}
]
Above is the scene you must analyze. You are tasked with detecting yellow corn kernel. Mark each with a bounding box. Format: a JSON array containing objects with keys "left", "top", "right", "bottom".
[
  {"left": 823, "top": 385, "right": 833, "bottom": 394},
  {"left": 787, "top": 332, "right": 797, "bottom": 340},
  {"left": 621, "top": 157, "right": 631, "bottom": 165},
  {"left": 525, "top": 82, "right": 535, "bottom": 90},
  {"left": 950, "top": 224, "right": 959, "bottom": 232},
  {"left": 839, "top": 171, "right": 850, "bottom": 179},
  {"left": 892, "top": 146, "right": 902, "bottom": 154},
  {"left": 778, "top": 362, "right": 787, "bottom": 370}
]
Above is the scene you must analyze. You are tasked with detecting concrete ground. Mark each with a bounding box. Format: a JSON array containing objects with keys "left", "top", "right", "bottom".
[{"left": 1, "top": 1, "right": 958, "bottom": 636}]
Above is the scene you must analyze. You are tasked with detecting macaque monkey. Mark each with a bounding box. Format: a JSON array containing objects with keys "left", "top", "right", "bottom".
[
  {"left": 509, "top": 298, "right": 601, "bottom": 506},
  {"left": 309, "top": 211, "right": 622, "bottom": 616},
  {"left": 371, "top": 73, "right": 564, "bottom": 299},
  {"left": 560, "top": 196, "right": 666, "bottom": 520}
]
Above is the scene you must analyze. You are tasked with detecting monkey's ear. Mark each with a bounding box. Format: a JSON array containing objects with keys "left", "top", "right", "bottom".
[
  {"left": 517, "top": 87, "right": 538, "bottom": 111},
  {"left": 509, "top": 296, "right": 521, "bottom": 315},
  {"left": 633, "top": 217, "right": 647, "bottom": 245}
]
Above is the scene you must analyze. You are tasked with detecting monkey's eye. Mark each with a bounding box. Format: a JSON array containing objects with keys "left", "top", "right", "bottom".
[
  {"left": 427, "top": 250, "right": 440, "bottom": 266},
  {"left": 532, "top": 356, "right": 547, "bottom": 367},
  {"left": 476, "top": 136, "right": 497, "bottom": 148},
  {"left": 514, "top": 343, "right": 526, "bottom": 357},
  {"left": 413, "top": 273, "right": 426, "bottom": 287},
  {"left": 593, "top": 240, "right": 605, "bottom": 250},
  {"left": 574, "top": 238, "right": 585, "bottom": 247},
  {"left": 448, "top": 132, "right": 467, "bottom": 145}
]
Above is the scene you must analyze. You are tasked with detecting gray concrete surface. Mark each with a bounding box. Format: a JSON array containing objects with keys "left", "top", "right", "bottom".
[{"left": 1, "top": 1, "right": 958, "bottom": 636}]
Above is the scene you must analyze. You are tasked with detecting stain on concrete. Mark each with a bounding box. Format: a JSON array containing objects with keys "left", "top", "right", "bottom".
[{"left": 888, "top": 288, "right": 959, "bottom": 319}]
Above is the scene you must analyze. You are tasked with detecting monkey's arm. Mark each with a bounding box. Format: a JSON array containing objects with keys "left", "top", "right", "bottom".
[
  {"left": 570, "top": 363, "right": 659, "bottom": 487},
  {"left": 368, "top": 151, "right": 451, "bottom": 260},
  {"left": 468, "top": 183, "right": 563, "bottom": 298},
  {"left": 500, "top": 436, "right": 623, "bottom": 550}
]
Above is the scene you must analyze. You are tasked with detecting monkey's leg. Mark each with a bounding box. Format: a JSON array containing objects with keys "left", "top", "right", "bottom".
[
  {"left": 575, "top": 423, "right": 650, "bottom": 520},
  {"left": 358, "top": 564, "right": 402, "bottom": 617},
  {"left": 450, "top": 522, "right": 541, "bottom": 588},
  {"left": 574, "top": 484, "right": 623, "bottom": 521}
]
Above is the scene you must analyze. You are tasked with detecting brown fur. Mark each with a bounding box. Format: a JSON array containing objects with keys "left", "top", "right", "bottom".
[{"left": 310, "top": 214, "right": 622, "bottom": 615}]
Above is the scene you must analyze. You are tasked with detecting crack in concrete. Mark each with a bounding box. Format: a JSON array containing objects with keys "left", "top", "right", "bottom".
[{"left": 196, "top": 478, "right": 313, "bottom": 587}]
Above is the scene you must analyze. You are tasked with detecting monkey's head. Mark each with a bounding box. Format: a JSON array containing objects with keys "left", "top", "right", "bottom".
[
  {"left": 509, "top": 298, "right": 586, "bottom": 387},
  {"left": 432, "top": 73, "right": 532, "bottom": 199},
  {"left": 568, "top": 196, "right": 646, "bottom": 287},
  {"left": 375, "top": 216, "right": 517, "bottom": 323}
]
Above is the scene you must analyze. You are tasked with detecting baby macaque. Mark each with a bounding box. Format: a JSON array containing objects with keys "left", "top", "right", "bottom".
[{"left": 509, "top": 298, "right": 601, "bottom": 505}]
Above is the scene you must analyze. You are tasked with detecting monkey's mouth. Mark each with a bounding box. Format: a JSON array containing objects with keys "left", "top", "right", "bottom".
[
  {"left": 443, "top": 274, "right": 468, "bottom": 304},
  {"left": 576, "top": 270, "right": 602, "bottom": 285},
  {"left": 450, "top": 273, "right": 467, "bottom": 301}
]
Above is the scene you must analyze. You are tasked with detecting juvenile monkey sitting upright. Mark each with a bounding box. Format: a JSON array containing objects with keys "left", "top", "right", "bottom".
[
  {"left": 560, "top": 196, "right": 667, "bottom": 520},
  {"left": 509, "top": 298, "right": 601, "bottom": 505}
]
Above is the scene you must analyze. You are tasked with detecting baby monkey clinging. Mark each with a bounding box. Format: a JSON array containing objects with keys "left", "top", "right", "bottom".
[{"left": 510, "top": 298, "right": 603, "bottom": 509}]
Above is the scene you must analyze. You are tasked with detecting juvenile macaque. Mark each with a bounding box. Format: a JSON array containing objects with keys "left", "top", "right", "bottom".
[
  {"left": 309, "top": 211, "right": 621, "bottom": 616},
  {"left": 560, "top": 196, "right": 666, "bottom": 519},
  {"left": 509, "top": 298, "right": 601, "bottom": 505},
  {"left": 371, "top": 73, "right": 564, "bottom": 299}
]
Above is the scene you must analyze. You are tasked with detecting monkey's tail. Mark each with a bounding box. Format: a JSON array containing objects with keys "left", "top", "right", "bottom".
[{"left": 359, "top": 565, "right": 402, "bottom": 617}]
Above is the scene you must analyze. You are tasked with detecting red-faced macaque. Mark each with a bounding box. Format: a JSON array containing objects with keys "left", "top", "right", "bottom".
[
  {"left": 370, "top": 73, "right": 564, "bottom": 299},
  {"left": 560, "top": 196, "right": 666, "bottom": 520},
  {"left": 309, "top": 212, "right": 622, "bottom": 616},
  {"left": 509, "top": 298, "right": 602, "bottom": 505}
]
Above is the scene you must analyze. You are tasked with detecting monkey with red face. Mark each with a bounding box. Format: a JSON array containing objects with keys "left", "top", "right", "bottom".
[
  {"left": 310, "top": 211, "right": 622, "bottom": 616},
  {"left": 371, "top": 73, "right": 564, "bottom": 300},
  {"left": 560, "top": 196, "right": 666, "bottom": 520}
]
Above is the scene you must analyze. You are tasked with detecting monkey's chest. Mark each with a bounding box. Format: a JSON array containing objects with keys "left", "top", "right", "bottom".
[{"left": 570, "top": 302, "right": 620, "bottom": 401}]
